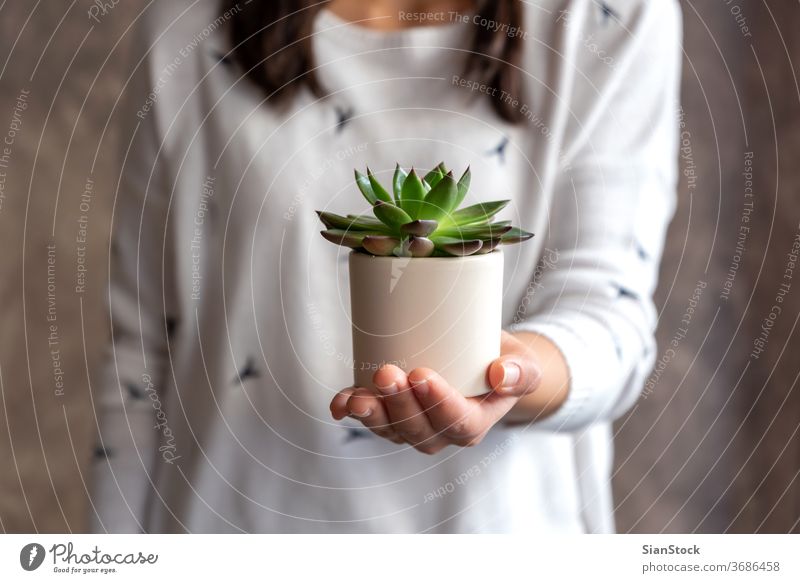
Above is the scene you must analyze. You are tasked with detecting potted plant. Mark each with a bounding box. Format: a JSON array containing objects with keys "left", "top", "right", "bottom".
[{"left": 317, "top": 163, "right": 534, "bottom": 397}]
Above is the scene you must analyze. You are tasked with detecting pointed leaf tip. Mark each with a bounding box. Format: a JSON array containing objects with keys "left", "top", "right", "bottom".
[
  {"left": 500, "top": 227, "right": 535, "bottom": 245},
  {"left": 392, "top": 164, "right": 408, "bottom": 203},
  {"left": 367, "top": 167, "right": 393, "bottom": 203},
  {"left": 423, "top": 164, "right": 446, "bottom": 189},
  {"left": 354, "top": 169, "right": 378, "bottom": 205},
  {"left": 454, "top": 166, "right": 472, "bottom": 208},
  {"left": 320, "top": 229, "right": 365, "bottom": 248},
  {"left": 399, "top": 169, "right": 426, "bottom": 219}
]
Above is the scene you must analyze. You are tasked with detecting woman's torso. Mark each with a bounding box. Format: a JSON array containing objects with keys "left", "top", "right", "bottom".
[{"left": 137, "top": 0, "right": 610, "bottom": 533}]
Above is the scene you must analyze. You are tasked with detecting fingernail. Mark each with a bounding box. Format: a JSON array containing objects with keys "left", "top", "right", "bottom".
[
  {"left": 375, "top": 382, "right": 397, "bottom": 395},
  {"left": 501, "top": 363, "right": 521, "bottom": 387},
  {"left": 411, "top": 380, "right": 428, "bottom": 396},
  {"left": 350, "top": 408, "right": 372, "bottom": 418}
]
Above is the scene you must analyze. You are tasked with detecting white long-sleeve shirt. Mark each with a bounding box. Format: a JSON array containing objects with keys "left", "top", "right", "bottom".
[{"left": 89, "top": 0, "right": 682, "bottom": 533}]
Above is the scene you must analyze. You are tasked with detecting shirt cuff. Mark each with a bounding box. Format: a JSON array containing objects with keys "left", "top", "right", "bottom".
[{"left": 511, "top": 317, "right": 619, "bottom": 432}]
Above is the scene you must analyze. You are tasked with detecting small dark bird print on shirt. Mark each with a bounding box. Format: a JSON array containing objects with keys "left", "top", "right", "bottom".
[
  {"left": 233, "top": 356, "right": 261, "bottom": 384},
  {"left": 597, "top": 1, "right": 619, "bottom": 26},
  {"left": 635, "top": 241, "right": 650, "bottom": 261},
  {"left": 487, "top": 136, "right": 510, "bottom": 164},
  {"left": 334, "top": 105, "right": 355, "bottom": 134},
  {"left": 93, "top": 446, "right": 114, "bottom": 460},
  {"left": 125, "top": 382, "right": 145, "bottom": 400},
  {"left": 611, "top": 282, "right": 639, "bottom": 301},
  {"left": 344, "top": 427, "right": 371, "bottom": 443},
  {"left": 211, "top": 50, "right": 234, "bottom": 67}
]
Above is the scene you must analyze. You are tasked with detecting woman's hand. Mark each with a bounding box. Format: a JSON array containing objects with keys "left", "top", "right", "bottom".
[{"left": 329, "top": 331, "right": 544, "bottom": 454}]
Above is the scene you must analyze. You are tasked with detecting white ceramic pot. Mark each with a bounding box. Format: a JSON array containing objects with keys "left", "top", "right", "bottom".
[{"left": 349, "top": 250, "right": 503, "bottom": 397}]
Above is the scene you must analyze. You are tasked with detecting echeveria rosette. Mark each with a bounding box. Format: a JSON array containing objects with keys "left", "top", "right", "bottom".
[{"left": 317, "top": 163, "right": 534, "bottom": 257}]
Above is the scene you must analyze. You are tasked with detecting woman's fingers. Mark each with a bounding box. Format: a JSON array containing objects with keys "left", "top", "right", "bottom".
[
  {"left": 346, "top": 388, "right": 403, "bottom": 443},
  {"left": 346, "top": 386, "right": 378, "bottom": 418},
  {"left": 333, "top": 361, "right": 527, "bottom": 453},
  {"left": 373, "top": 365, "right": 442, "bottom": 453},
  {"left": 334, "top": 332, "right": 542, "bottom": 452},
  {"left": 487, "top": 353, "right": 541, "bottom": 398},
  {"left": 409, "top": 368, "right": 485, "bottom": 446},
  {"left": 474, "top": 347, "right": 543, "bottom": 423},
  {"left": 330, "top": 388, "right": 355, "bottom": 420}
]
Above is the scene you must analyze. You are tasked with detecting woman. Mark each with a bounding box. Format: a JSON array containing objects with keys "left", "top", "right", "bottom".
[{"left": 90, "top": 0, "right": 681, "bottom": 533}]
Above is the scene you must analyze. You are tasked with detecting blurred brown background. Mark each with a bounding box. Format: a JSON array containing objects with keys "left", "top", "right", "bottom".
[{"left": 1, "top": 0, "right": 798, "bottom": 533}]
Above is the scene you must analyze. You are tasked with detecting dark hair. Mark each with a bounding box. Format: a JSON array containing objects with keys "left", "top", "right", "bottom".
[{"left": 221, "top": 0, "right": 525, "bottom": 123}]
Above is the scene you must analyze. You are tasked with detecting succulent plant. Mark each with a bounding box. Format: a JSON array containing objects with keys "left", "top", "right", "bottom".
[{"left": 317, "top": 163, "right": 534, "bottom": 257}]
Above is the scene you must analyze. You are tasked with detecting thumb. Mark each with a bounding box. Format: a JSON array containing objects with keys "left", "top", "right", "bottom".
[{"left": 488, "top": 354, "right": 541, "bottom": 397}]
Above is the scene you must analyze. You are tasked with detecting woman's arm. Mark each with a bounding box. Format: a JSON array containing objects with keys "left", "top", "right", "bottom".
[
  {"left": 88, "top": 20, "right": 176, "bottom": 532},
  {"left": 509, "top": 0, "right": 683, "bottom": 431}
]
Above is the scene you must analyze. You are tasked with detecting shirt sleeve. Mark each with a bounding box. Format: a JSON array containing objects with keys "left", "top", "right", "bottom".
[
  {"left": 512, "top": 1, "right": 683, "bottom": 432},
  {"left": 88, "top": 24, "right": 177, "bottom": 532}
]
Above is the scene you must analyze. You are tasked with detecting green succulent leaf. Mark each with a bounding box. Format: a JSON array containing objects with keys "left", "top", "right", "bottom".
[
  {"left": 400, "top": 219, "right": 438, "bottom": 237},
  {"left": 501, "top": 227, "right": 534, "bottom": 244},
  {"left": 500, "top": 227, "right": 535, "bottom": 244},
  {"left": 453, "top": 166, "right": 472, "bottom": 209},
  {"left": 417, "top": 172, "right": 458, "bottom": 222},
  {"left": 437, "top": 222, "right": 512, "bottom": 239},
  {"left": 399, "top": 169, "right": 426, "bottom": 218},
  {"left": 443, "top": 200, "right": 510, "bottom": 227},
  {"left": 316, "top": 211, "right": 391, "bottom": 233},
  {"left": 431, "top": 236, "right": 484, "bottom": 256},
  {"left": 373, "top": 199, "right": 413, "bottom": 230},
  {"left": 320, "top": 229, "right": 366, "bottom": 248},
  {"left": 354, "top": 170, "right": 378, "bottom": 205},
  {"left": 366, "top": 167, "right": 394, "bottom": 203},
  {"left": 392, "top": 164, "right": 407, "bottom": 203},
  {"left": 423, "top": 163, "right": 445, "bottom": 188},
  {"left": 346, "top": 213, "right": 385, "bottom": 223},
  {"left": 320, "top": 163, "right": 535, "bottom": 257}
]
